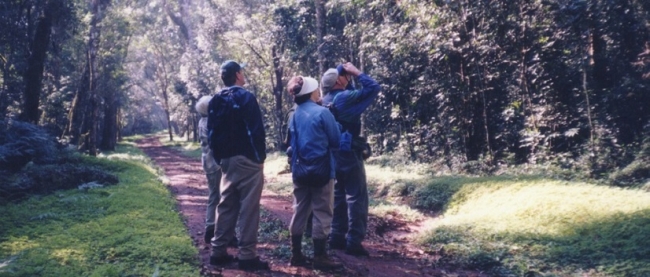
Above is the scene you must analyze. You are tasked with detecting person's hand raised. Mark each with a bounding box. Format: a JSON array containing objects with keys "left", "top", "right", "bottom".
[{"left": 342, "top": 62, "right": 362, "bottom": 76}]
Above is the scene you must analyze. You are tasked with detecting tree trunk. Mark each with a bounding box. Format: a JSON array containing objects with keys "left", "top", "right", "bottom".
[
  {"left": 272, "top": 44, "right": 284, "bottom": 150},
  {"left": 117, "top": 107, "right": 123, "bottom": 141},
  {"left": 67, "top": 63, "right": 91, "bottom": 145},
  {"left": 20, "top": 2, "right": 55, "bottom": 124},
  {"left": 153, "top": 43, "right": 174, "bottom": 142},
  {"left": 67, "top": 0, "right": 105, "bottom": 155},
  {"left": 315, "top": 0, "right": 325, "bottom": 75},
  {"left": 100, "top": 90, "right": 118, "bottom": 151}
]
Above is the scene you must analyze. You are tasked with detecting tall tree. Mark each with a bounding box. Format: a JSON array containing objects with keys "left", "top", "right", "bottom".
[
  {"left": 20, "top": 0, "right": 66, "bottom": 124},
  {"left": 67, "top": 0, "right": 111, "bottom": 155}
]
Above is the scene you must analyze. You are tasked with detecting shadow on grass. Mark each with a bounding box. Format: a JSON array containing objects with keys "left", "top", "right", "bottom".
[
  {"left": 421, "top": 208, "right": 650, "bottom": 276},
  {"left": 541, "top": 208, "right": 650, "bottom": 276},
  {"left": 410, "top": 175, "right": 547, "bottom": 212}
]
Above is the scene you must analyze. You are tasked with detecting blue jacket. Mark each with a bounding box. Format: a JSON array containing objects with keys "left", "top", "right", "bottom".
[
  {"left": 322, "top": 74, "right": 381, "bottom": 137},
  {"left": 219, "top": 86, "right": 266, "bottom": 163},
  {"left": 289, "top": 100, "right": 341, "bottom": 179},
  {"left": 321, "top": 74, "right": 381, "bottom": 169}
]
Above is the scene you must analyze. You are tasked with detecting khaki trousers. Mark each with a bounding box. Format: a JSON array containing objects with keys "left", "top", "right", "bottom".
[
  {"left": 289, "top": 179, "right": 335, "bottom": 240},
  {"left": 211, "top": 155, "right": 264, "bottom": 260}
]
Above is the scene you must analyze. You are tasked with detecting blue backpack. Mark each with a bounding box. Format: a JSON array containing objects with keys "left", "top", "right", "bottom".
[{"left": 207, "top": 88, "right": 240, "bottom": 161}]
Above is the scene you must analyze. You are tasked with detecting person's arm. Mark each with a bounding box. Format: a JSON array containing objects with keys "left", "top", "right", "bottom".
[
  {"left": 322, "top": 109, "right": 341, "bottom": 150},
  {"left": 242, "top": 92, "right": 267, "bottom": 163},
  {"left": 340, "top": 62, "right": 381, "bottom": 107}
]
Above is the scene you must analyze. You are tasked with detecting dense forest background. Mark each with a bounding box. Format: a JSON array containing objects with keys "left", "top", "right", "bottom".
[{"left": 2, "top": 0, "right": 649, "bottom": 183}]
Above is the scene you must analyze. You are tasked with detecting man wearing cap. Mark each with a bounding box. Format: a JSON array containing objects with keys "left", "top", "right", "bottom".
[
  {"left": 286, "top": 76, "right": 341, "bottom": 269},
  {"left": 320, "top": 62, "right": 381, "bottom": 257},
  {"left": 209, "top": 60, "right": 269, "bottom": 270}
]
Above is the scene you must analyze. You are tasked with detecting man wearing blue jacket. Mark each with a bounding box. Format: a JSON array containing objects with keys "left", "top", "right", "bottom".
[
  {"left": 208, "top": 60, "right": 269, "bottom": 271},
  {"left": 320, "top": 62, "right": 381, "bottom": 256}
]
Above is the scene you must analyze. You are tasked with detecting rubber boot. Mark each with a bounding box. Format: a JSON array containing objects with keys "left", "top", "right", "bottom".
[
  {"left": 312, "top": 239, "right": 342, "bottom": 270},
  {"left": 290, "top": 235, "right": 310, "bottom": 267}
]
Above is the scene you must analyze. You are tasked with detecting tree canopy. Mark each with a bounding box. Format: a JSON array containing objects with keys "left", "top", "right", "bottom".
[{"left": 1, "top": 0, "right": 649, "bottom": 180}]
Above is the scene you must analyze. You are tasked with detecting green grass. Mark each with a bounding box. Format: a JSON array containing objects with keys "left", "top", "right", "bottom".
[
  {"left": 416, "top": 177, "right": 650, "bottom": 276},
  {"left": 0, "top": 143, "right": 199, "bottom": 277},
  {"left": 264, "top": 153, "right": 650, "bottom": 276},
  {"left": 156, "top": 132, "right": 201, "bottom": 159}
]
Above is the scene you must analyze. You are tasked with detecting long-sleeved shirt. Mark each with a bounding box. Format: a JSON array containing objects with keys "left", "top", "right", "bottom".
[
  {"left": 321, "top": 74, "right": 381, "bottom": 138},
  {"left": 321, "top": 73, "right": 381, "bottom": 170},
  {"left": 289, "top": 100, "right": 341, "bottom": 179}
]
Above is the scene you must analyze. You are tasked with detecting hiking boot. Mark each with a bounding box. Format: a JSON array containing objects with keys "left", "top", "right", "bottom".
[
  {"left": 238, "top": 256, "right": 270, "bottom": 271},
  {"left": 290, "top": 253, "right": 311, "bottom": 267},
  {"left": 328, "top": 238, "right": 346, "bottom": 250},
  {"left": 209, "top": 254, "right": 235, "bottom": 266},
  {"left": 313, "top": 255, "right": 343, "bottom": 270},
  {"left": 290, "top": 235, "right": 311, "bottom": 267},
  {"left": 345, "top": 243, "right": 369, "bottom": 257},
  {"left": 204, "top": 225, "right": 214, "bottom": 244},
  {"left": 313, "top": 238, "right": 343, "bottom": 270},
  {"left": 227, "top": 237, "right": 238, "bottom": 248}
]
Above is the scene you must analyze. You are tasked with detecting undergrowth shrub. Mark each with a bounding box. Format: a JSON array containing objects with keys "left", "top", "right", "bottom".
[
  {"left": 609, "top": 140, "right": 650, "bottom": 187},
  {"left": 0, "top": 119, "right": 60, "bottom": 172},
  {"left": 412, "top": 178, "right": 464, "bottom": 212},
  {"left": 2, "top": 163, "right": 119, "bottom": 201},
  {"left": 0, "top": 119, "right": 119, "bottom": 202}
]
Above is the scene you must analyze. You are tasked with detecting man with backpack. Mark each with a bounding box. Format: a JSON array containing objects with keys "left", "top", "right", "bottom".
[
  {"left": 207, "top": 60, "right": 269, "bottom": 271},
  {"left": 320, "top": 62, "right": 381, "bottom": 257}
]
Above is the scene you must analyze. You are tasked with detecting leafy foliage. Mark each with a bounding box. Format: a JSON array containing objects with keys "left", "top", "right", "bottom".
[{"left": 3, "top": 0, "right": 648, "bottom": 178}]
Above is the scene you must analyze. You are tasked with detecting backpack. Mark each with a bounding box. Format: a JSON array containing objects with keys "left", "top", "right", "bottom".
[{"left": 207, "top": 88, "right": 241, "bottom": 161}]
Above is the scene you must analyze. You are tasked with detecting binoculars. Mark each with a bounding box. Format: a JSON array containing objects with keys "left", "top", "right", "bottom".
[{"left": 336, "top": 64, "right": 347, "bottom": 75}]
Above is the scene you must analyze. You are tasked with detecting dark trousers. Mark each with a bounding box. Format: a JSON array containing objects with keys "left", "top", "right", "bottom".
[{"left": 330, "top": 152, "right": 368, "bottom": 246}]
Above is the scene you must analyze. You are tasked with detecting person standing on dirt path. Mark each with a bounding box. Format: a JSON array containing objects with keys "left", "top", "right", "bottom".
[
  {"left": 286, "top": 76, "right": 342, "bottom": 270},
  {"left": 320, "top": 62, "right": 381, "bottom": 257},
  {"left": 283, "top": 103, "right": 315, "bottom": 239},
  {"left": 195, "top": 95, "right": 238, "bottom": 247},
  {"left": 208, "top": 60, "right": 270, "bottom": 271},
  {"left": 196, "top": 95, "right": 222, "bottom": 244}
]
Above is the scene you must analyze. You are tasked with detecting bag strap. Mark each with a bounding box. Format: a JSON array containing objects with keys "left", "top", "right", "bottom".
[{"left": 292, "top": 113, "right": 300, "bottom": 153}]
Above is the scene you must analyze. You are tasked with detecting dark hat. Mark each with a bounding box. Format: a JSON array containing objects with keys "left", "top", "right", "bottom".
[{"left": 220, "top": 60, "right": 246, "bottom": 77}]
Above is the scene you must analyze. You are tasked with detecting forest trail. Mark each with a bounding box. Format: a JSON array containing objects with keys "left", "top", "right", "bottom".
[{"left": 136, "top": 136, "right": 484, "bottom": 277}]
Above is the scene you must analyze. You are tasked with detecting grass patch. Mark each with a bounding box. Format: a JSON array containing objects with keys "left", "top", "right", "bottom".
[
  {"left": 0, "top": 143, "right": 199, "bottom": 277},
  {"left": 263, "top": 152, "right": 294, "bottom": 195},
  {"left": 417, "top": 177, "right": 650, "bottom": 276},
  {"left": 369, "top": 204, "right": 425, "bottom": 223},
  {"left": 156, "top": 132, "right": 201, "bottom": 159}
]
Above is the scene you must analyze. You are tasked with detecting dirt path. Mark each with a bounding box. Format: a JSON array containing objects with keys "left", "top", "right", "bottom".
[{"left": 136, "top": 136, "right": 484, "bottom": 277}]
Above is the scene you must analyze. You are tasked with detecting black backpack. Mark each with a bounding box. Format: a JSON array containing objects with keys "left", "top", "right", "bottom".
[{"left": 207, "top": 88, "right": 241, "bottom": 161}]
